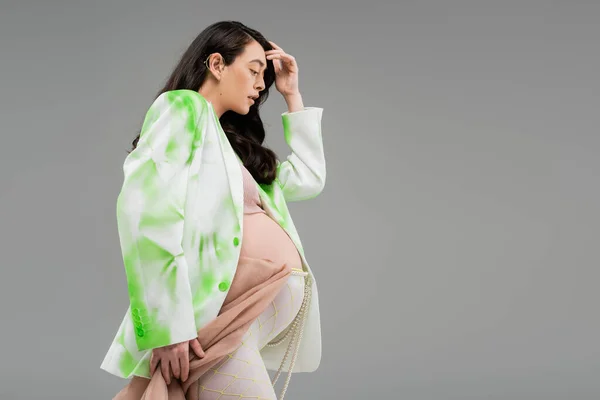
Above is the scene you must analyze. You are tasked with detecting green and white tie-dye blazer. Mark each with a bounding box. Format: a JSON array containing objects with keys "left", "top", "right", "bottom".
[{"left": 100, "top": 89, "right": 325, "bottom": 379}]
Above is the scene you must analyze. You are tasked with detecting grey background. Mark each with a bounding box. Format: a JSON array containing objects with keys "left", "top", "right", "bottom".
[{"left": 1, "top": 1, "right": 599, "bottom": 399}]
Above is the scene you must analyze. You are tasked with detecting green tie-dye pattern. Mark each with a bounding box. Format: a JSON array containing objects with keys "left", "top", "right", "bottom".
[
  {"left": 212, "top": 232, "right": 222, "bottom": 260},
  {"left": 131, "top": 357, "right": 150, "bottom": 377},
  {"left": 141, "top": 315, "right": 170, "bottom": 347},
  {"left": 166, "top": 90, "right": 203, "bottom": 147},
  {"left": 165, "top": 135, "right": 179, "bottom": 160},
  {"left": 282, "top": 114, "right": 292, "bottom": 143},
  {"left": 118, "top": 349, "right": 138, "bottom": 376},
  {"left": 165, "top": 258, "right": 182, "bottom": 301},
  {"left": 200, "top": 271, "right": 216, "bottom": 295},
  {"left": 101, "top": 90, "right": 325, "bottom": 379}
]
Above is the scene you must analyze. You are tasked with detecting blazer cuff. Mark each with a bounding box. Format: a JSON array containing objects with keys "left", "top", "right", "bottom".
[{"left": 281, "top": 107, "right": 324, "bottom": 117}]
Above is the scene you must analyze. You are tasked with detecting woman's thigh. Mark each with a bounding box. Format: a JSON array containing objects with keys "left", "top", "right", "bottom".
[
  {"left": 256, "top": 272, "right": 306, "bottom": 348},
  {"left": 196, "top": 274, "right": 305, "bottom": 399}
]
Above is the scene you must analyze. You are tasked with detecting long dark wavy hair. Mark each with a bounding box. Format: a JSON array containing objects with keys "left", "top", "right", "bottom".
[{"left": 128, "top": 21, "right": 278, "bottom": 185}]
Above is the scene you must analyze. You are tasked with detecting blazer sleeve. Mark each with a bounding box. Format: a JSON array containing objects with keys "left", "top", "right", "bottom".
[
  {"left": 275, "top": 107, "right": 326, "bottom": 202},
  {"left": 116, "top": 90, "right": 206, "bottom": 351}
]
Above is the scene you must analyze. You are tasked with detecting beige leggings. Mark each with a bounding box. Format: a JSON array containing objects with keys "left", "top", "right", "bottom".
[{"left": 195, "top": 269, "right": 306, "bottom": 399}]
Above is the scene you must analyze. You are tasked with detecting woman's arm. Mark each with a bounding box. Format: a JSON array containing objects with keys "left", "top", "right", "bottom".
[
  {"left": 116, "top": 90, "right": 206, "bottom": 351},
  {"left": 275, "top": 104, "right": 326, "bottom": 202},
  {"left": 264, "top": 43, "right": 326, "bottom": 202}
]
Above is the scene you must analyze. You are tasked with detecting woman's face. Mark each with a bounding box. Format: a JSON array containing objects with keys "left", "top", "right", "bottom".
[{"left": 220, "top": 40, "right": 267, "bottom": 115}]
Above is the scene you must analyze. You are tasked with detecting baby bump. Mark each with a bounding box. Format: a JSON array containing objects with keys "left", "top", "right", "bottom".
[{"left": 240, "top": 213, "right": 303, "bottom": 271}]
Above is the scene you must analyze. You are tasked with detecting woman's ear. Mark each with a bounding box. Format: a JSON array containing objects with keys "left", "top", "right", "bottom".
[
  {"left": 216, "top": 54, "right": 229, "bottom": 80},
  {"left": 207, "top": 53, "right": 225, "bottom": 81}
]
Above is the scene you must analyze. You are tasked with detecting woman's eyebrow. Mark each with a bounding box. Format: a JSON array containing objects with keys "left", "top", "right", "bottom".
[{"left": 249, "top": 59, "right": 266, "bottom": 69}]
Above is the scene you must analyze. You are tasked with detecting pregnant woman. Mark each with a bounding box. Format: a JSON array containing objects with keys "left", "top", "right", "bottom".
[{"left": 100, "top": 20, "right": 326, "bottom": 400}]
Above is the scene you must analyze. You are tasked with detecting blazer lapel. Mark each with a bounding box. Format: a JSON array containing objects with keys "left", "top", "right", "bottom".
[
  {"left": 207, "top": 104, "right": 288, "bottom": 246},
  {"left": 210, "top": 107, "right": 244, "bottom": 228}
]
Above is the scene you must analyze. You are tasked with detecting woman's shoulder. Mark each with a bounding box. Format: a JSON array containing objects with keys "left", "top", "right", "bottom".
[
  {"left": 139, "top": 90, "right": 213, "bottom": 147},
  {"left": 153, "top": 89, "right": 211, "bottom": 116}
]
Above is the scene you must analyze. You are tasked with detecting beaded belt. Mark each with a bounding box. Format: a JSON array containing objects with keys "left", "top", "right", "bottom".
[{"left": 263, "top": 267, "right": 312, "bottom": 400}]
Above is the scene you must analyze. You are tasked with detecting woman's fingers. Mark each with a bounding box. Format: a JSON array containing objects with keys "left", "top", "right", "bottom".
[
  {"left": 150, "top": 352, "right": 158, "bottom": 375},
  {"left": 170, "top": 357, "right": 181, "bottom": 380},
  {"left": 150, "top": 341, "right": 196, "bottom": 384},
  {"left": 265, "top": 49, "right": 284, "bottom": 56},
  {"left": 180, "top": 353, "right": 190, "bottom": 382},
  {"left": 161, "top": 359, "right": 171, "bottom": 385},
  {"left": 190, "top": 338, "right": 206, "bottom": 359},
  {"left": 173, "top": 345, "right": 188, "bottom": 380},
  {"left": 266, "top": 51, "right": 296, "bottom": 67},
  {"left": 266, "top": 50, "right": 293, "bottom": 61},
  {"left": 267, "top": 53, "right": 296, "bottom": 63},
  {"left": 266, "top": 52, "right": 286, "bottom": 60}
]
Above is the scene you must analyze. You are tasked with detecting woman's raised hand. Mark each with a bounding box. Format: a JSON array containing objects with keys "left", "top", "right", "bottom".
[{"left": 150, "top": 338, "right": 206, "bottom": 384}]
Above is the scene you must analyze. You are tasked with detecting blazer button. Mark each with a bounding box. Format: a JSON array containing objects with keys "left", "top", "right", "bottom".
[
  {"left": 218, "top": 281, "right": 230, "bottom": 292},
  {"left": 135, "top": 328, "right": 145, "bottom": 337},
  {"left": 233, "top": 237, "right": 239, "bottom": 246}
]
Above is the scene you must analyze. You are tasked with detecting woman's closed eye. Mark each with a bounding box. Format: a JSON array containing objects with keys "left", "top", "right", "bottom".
[{"left": 250, "top": 69, "right": 259, "bottom": 76}]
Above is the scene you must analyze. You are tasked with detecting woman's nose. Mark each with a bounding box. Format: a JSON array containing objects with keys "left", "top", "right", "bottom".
[{"left": 255, "top": 78, "right": 265, "bottom": 92}]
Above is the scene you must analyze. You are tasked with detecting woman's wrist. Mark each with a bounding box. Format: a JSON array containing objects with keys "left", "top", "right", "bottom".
[{"left": 284, "top": 92, "right": 304, "bottom": 113}]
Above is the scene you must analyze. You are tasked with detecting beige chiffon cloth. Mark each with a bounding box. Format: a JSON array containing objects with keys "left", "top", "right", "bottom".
[{"left": 112, "top": 163, "right": 310, "bottom": 400}]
